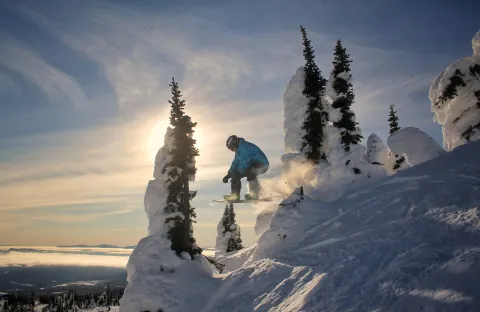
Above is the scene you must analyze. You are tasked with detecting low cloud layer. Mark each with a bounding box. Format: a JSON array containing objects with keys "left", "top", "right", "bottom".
[
  {"left": 0, "top": 246, "right": 131, "bottom": 268},
  {"left": 0, "top": 246, "right": 216, "bottom": 268}
]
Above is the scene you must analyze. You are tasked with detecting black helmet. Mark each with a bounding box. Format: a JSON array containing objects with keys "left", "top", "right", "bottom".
[{"left": 226, "top": 135, "right": 239, "bottom": 150}]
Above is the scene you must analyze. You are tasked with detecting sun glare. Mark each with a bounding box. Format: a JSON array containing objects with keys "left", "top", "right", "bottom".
[
  {"left": 147, "top": 119, "right": 169, "bottom": 161},
  {"left": 193, "top": 125, "right": 204, "bottom": 149},
  {"left": 146, "top": 119, "right": 205, "bottom": 162}
]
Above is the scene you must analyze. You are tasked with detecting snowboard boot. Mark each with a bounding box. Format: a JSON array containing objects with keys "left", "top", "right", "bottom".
[{"left": 245, "top": 179, "right": 260, "bottom": 200}]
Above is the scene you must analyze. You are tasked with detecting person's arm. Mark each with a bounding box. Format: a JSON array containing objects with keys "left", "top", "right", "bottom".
[{"left": 228, "top": 154, "right": 239, "bottom": 174}]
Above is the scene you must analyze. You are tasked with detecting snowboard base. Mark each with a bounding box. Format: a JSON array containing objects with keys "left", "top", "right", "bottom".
[{"left": 212, "top": 198, "right": 272, "bottom": 204}]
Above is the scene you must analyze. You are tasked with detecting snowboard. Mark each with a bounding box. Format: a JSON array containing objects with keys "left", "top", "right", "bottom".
[{"left": 212, "top": 198, "right": 272, "bottom": 204}]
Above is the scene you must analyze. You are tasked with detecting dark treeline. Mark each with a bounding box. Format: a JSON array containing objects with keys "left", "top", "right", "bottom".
[{"left": 0, "top": 286, "right": 123, "bottom": 312}]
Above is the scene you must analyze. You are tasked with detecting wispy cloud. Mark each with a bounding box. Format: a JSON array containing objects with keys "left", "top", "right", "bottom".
[
  {"left": 11, "top": 2, "right": 303, "bottom": 112},
  {"left": 30, "top": 207, "right": 136, "bottom": 223},
  {"left": 0, "top": 37, "right": 87, "bottom": 107},
  {"left": 0, "top": 0, "right": 447, "bottom": 246}
]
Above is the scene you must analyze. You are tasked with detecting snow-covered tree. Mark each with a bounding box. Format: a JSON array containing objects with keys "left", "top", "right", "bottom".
[
  {"left": 328, "top": 39, "right": 362, "bottom": 152},
  {"left": 120, "top": 78, "right": 209, "bottom": 312},
  {"left": 283, "top": 67, "right": 309, "bottom": 153},
  {"left": 299, "top": 26, "right": 329, "bottom": 164},
  {"left": 388, "top": 127, "right": 445, "bottom": 166},
  {"left": 392, "top": 151, "right": 406, "bottom": 172},
  {"left": 387, "top": 105, "right": 406, "bottom": 171},
  {"left": 65, "top": 291, "right": 80, "bottom": 312},
  {"left": 85, "top": 294, "right": 96, "bottom": 310},
  {"left": 365, "top": 133, "right": 388, "bottom": 165},
  {"left": 163, "top": 77, "right": 201, "bottom": 256},
  {"left": 216, "top": 203, "right": 243, "bottom": 255},
  {"left": 429, "top": 30, "right": 480, "bottom": 150}
]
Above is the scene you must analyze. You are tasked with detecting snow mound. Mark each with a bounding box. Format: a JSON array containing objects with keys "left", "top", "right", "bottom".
[
  {"left": 283, "top": 67, "right": 308, "bottom": 153},
  {"left": 429, "top": 31, "right": 480, "bottom": 151},
  {"left": 388, "top": 127, "right": 446, "bottom": 166},
  {"left": 119, "top": 235, "right": 181, "bottom": 311},
  {"left": 208, "top": 141, "right": 480, "bottom": 311},
  {"left": 365, "top": 133, "right": 389, "bottom": 165},
  {"left": 120, "top": 235, "right": 217, "bottom": 312}
]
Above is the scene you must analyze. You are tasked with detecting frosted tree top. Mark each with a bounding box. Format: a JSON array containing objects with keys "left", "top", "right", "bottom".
[{"left": 473, "top": 30, "right": 480, "bottom": 56}]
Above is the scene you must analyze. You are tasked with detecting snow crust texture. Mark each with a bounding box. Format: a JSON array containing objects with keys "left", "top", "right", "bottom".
[
  {"left": 388, "top": 127, "right": 445, "bottom": 166},
  {"left": 208, "top": 141, "right": 480, "bottom": 312},
  {"left": 214, "top": 244, "right": 257, "bottom": 274},
  {"left": 429, "top": 31, "right": 480, "bottom": 151}
]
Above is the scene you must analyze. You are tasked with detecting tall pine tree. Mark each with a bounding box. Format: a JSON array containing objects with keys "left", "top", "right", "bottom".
[
  {"left": 216, "top": 203, "right": 243, "bottom": 254},
  {"left": 330, "top": 39, "right": 362, "bottom": 152},
  {"left": 300, "top": 26, "right": 328, "bottom": 163},
  {"left": 165, "top": 77, "right": 201, "bottom": 257},
  {"left": 388, "top": 104, "right": 406, "bottom": 171}
]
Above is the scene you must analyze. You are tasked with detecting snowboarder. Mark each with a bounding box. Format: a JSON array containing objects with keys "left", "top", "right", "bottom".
[{"left": 223, "top": 135, "right": 269, "bottom": 201}]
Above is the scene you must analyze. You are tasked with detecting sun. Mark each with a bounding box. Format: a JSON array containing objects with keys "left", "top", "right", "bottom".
[{"left": 146, "top": 119, "right": 204, "bottom": 162}]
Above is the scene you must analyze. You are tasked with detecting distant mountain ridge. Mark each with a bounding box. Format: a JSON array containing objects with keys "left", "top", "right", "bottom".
[{"left": 57, "top": 244, "right": 136, "bottom": 249}]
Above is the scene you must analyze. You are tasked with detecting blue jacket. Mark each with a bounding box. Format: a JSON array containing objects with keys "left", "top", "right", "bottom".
[{"left": 228, "top": 138, "right": 269, "bottom": 175}]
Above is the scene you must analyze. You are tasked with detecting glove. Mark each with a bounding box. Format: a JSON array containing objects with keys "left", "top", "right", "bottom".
[{"left": 222, "top": 173, "right": 231, "bottom": 183}]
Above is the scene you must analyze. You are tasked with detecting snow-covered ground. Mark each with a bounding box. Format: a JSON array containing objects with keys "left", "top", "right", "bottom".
[
  {"left": 214, "top": 244, "right": 256, "bottom": 273},
  {"left": 120, "top": 30, "right": 480, "bottom": 310},
  {"left": 121, "top": 140, "right": 480, "bottom": 311},
  {"left": 204, "top": 140, "right": 480, "bottom": 312}
]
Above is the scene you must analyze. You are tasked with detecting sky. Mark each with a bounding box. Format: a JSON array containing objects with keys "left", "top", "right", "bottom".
[{"left": 0, "top": 0, "right": 478, "bottom": 248}]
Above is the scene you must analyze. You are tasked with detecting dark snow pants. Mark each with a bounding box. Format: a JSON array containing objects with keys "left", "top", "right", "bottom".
[{"left": 231, "top": 163, "right": 269, "bottom": 196}]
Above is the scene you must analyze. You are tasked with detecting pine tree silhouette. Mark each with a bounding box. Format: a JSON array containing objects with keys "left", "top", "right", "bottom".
[
  {"left": 165, "top": 77, "right": 201, "bottom": 256},
  {"left": 300, "top": 26, "right": 328, "bottom": 163},
  {"left": 330, "top": 40, "right": 362, "bottom": 152}
]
